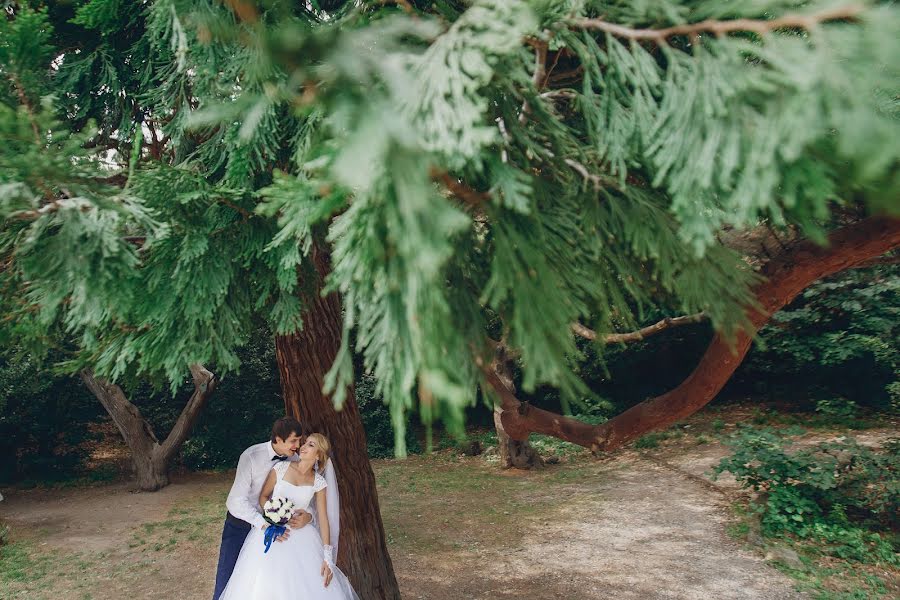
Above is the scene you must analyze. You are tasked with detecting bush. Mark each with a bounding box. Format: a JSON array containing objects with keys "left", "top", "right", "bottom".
[
  {"left": 738, "top": 264, "right": 899, "bottom": 410},
  {"left": 715, "top": 426, "right": 899, "bottom": 565},
  {"left": 0, "top": 352, "right": 103, "bottom": 483},
  {"left": 634, "top": 431, "right": 670, "bottom": 449},
  {"left": 815, "top": 397, "right": 859, "bottom": 420}
]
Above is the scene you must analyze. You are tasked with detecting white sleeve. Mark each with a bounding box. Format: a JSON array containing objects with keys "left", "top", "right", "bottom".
[
  {"left": 226, "top": 450, "right": 266, "bottom": 529},
  {"left": 323, "top": 460, "right": 340, "bottom": 556}
]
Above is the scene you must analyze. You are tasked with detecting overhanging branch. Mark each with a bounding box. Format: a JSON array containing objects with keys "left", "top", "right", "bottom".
[
  {"left": 490, "top": 216, "right": 900, "bottom": 453},
  {"left": 572, "top": 4, "right": 864, "bottom": 41},
  {"left": 573, "top": 312, "right": 707, "bottom": 344}
]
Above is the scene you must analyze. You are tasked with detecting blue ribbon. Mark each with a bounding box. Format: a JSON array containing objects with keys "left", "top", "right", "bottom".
[{"left": 263, "top": 524, "right": 287, "bottom": 553}]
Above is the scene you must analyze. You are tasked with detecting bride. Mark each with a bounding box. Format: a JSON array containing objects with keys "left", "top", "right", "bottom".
[{"left": 219, "top": 433, "right": 360, "bottom": 600}]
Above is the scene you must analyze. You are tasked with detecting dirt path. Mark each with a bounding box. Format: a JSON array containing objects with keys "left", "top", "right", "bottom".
[
  {"left": 1, "top": 446, "right": 806, "bottom": 599},
  {"left": 393, "top": 450, "right": 803, "bottom": 600},
  {"left": 0, "top": 472, "right": 230, "bottom": 553}
]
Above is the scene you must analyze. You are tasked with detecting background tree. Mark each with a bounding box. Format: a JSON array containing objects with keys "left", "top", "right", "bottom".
[
  {"left": 1, "top": 0, "right": 899, "bottom": 596},
  {"left": 79, "top": 365, "right": 217, "bottom": 491}
]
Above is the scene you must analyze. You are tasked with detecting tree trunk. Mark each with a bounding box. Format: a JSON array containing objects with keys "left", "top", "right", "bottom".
[
  {"left": 79, "top": 364, "right": 217, "bottom": 492},
  {"left": 491, "top": 344, "right": 543, "bottom": 469},
  {"left": 490, "top": 216, "right": 900, "bottom": 452},
  {"left": 275, "top": 245, "right": 400, "bottom": 600}
]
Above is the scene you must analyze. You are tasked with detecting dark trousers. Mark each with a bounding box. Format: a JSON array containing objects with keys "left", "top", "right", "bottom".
[{"left": 212, "top": 513, "right": 252, "bottom": 600}]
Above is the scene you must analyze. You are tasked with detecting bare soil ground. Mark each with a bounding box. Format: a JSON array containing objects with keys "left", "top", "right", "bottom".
[{"left": 3, "top": 407, "right": 893, "bottom": 600}]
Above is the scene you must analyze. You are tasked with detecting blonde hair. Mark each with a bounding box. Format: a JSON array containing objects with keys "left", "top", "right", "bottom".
[{"left": 307, "top": 433, "right": 330, "bottom": 468}]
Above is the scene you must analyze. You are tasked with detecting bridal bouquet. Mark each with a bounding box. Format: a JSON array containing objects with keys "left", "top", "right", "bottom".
[{"left": 262, "top": 497, "right": 295, "bottom": 553}]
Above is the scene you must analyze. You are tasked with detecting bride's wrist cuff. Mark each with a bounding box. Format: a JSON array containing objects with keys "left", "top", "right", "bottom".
[{"left": 323, "top": 544, "right": 335, "bottom": 566}]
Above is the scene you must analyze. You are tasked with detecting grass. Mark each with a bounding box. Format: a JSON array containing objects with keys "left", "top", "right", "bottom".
[
  {"left": 432, "top": 427, "right": 588, "bottom": 460},
  {"left": 5, "top": 404, "right": 894, "bottom": 599},
  {"left": 375, "top": 454, "right": 562, "bottom": 555},
  {"left": 747, "top": 406, "right": 884, "bottom": 432},
  {"left": 722, "top": 506, "right": 899, "bottom": 600},
  {"left": 770, "top": 557, "right": 896, "bottom": 600},
  {"left": 0, "top": 490, "right": 226, "bottom": 600},
  {"left": 634, "top": 431, "right": 671, "bottom": 449},
  {"left": 9, "top": 465, "right": 120, "bottom": 491}
]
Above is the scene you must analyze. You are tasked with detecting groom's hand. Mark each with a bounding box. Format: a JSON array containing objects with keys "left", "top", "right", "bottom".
[{"left": 288, "top": 509, "right": 312, "bottom": 530}]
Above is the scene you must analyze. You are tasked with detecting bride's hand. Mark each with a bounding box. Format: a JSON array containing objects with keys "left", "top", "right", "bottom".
[
  {"left": 320, "top": 561, "right": 333, "bottom": 587},
  {"left": 259, "top": 522, "right": 290, "bottom": 542}
]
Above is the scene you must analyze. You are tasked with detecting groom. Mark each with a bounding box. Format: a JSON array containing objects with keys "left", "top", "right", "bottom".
[{"left": 212, "top": 417, "right": 314, "bottom": 600}]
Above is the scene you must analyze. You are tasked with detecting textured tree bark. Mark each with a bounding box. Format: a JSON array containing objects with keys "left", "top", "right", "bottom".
[
  {"left": 79, "top": 364, "right": 217, "bottom": 491},
  {"left": 274, "top": 245, "right": 400, "bottom": 600},
  {"left": 491, "top": 344, "right": 543, "bottom": 469},
  {"left": 491, "top": 216, "right": 900, "bottom": 452}
]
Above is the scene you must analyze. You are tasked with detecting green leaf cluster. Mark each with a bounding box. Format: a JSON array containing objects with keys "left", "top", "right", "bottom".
[
  {"left": 0, "top": 0, "right": 897, "bottom": 451},
  {"left": 716, "top": 426, "right": 899, "bottom": 565}
]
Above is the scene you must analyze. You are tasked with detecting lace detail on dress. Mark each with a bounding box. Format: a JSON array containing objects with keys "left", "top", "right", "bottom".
[
  {"left": 312, "top": 471, "right": 327, "bottom": 493},
  {"left": 273, "top": 460, "right": 291, "bottom": 480}
]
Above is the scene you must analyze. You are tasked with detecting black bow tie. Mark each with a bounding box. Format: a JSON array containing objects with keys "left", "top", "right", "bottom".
[{"left": 271, "top": 455, "right": 288, "bottom": 462}]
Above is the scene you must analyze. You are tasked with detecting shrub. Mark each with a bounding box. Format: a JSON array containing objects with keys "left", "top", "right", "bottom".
[
  {"left": 715, "top": 426, "right": 899, "bottom": 565},
  {"left": 0, "top": 352, "right": 103, "bottom": 483},
  {"left": 815, "top": 398, "right": 859, "bottom": 420},
  {"left": 739, "top": 264, "right": 899, "bottom": 410},
  {"left": 634, "top": 431, "right": 669, "bottom": 449}
]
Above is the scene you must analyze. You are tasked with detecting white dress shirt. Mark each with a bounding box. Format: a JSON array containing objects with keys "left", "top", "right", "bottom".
[{"left": 225, "top": 441, "right": 298, "bottom": 529}]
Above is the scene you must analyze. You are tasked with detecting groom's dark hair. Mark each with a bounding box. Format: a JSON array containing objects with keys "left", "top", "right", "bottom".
[{"left": 271, "top": 417, "right": 304, "bottom": 443}]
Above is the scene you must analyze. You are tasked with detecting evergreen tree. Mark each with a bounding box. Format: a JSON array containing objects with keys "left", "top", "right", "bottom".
[{"left": 2, "top": 0, "right": 899, "bottom": 595}]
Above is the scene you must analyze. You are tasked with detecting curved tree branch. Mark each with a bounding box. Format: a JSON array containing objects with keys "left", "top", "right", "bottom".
[
  {"left": 491, "top": 215, "right": 900, "bottom": 453},
  {"left": 572, "top": 4, "right": 864, "bottom": 42},
  {"left": 158, "top": 364, "right": 218, "bottom": 461},
  {"left": 573, "top": 312, "right": 707, "bottom": 344}
]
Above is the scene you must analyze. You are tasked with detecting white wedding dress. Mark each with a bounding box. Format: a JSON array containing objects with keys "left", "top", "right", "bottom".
[{"left": 219, "top": 462, "right": 360, "bottom": 600}]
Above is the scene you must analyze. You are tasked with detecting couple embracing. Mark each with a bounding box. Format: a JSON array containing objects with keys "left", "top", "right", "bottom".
[{"left": 213, "top": 417, "right": 359, "bottom": 600}]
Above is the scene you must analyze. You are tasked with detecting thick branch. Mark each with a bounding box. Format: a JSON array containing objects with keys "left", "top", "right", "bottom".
[
  {"left": 484, "top": 367, "right": 601, "bottom": 450},
  {"left": 573, "top": 312, "right": 707, "bottom": 344},
  {"left": 573, "top": 4, "right": 864, "bottom": 41},
  {"left": 492, "top": 216, "right": 900, "bottom": 452},
  {"left": 850, "top": 254, "right": 900, "bottom": 270},
  {"left": 488, "top": 343, "right": 544, "bottom": 468},
  {"left": 79, "top": 369, "right": 160, "bottom": 455},
  {"left": 519, "top": 36, "right": 549, "bottom": 123},
  {"left": 81, "top": 365, "right": 217, "bottom": 488},
  {"left": 158, "top": 364, "right": 218, "bottom": 461}
]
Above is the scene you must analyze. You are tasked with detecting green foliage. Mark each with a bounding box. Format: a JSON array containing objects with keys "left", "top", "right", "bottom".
[
  {"left": 0, "top": 0, "right": 898, "bottom": 455},
  {"left": 566, "top": 2, "right": 900, "bottom": 250},
  {"left": 0, "top": 352, "right": 103, "bottom": 483},
  {"left": 634, "top": 431, "right": 670, "bottom": 448},
  {"left": 814, "top": 398, "right": 858, "bottom": 421},
  {"left": 744, "top": 264, "right": 900, "bottom": 409},
  {"left": 0, "top": 6, "right": 55, "bottom": 103},
  {"left": 0, "top": 323, "right": 423, "bottom": 481},
  {"left": 715, "top": 426, "right": 899, "bottom": 566}
]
